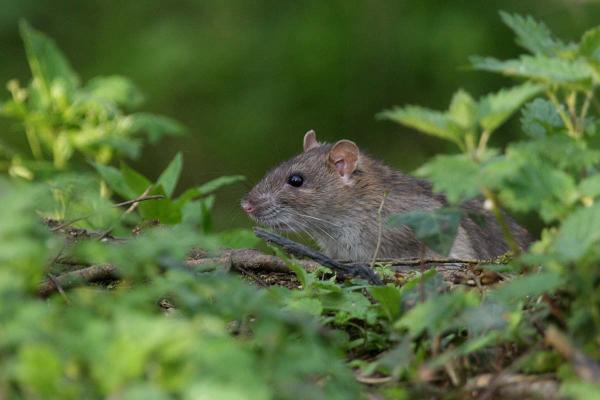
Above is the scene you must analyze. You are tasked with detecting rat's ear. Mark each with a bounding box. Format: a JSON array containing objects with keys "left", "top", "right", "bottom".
[
  {"left": 329, "top": 140, "right": 359, "bottom": 183},
  {"left": 303, "top": 130, "right": 319, "bottom": 152}
]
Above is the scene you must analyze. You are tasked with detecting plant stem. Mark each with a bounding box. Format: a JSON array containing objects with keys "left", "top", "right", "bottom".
[
  {"left": 546, "top": 91, "right": 578, "bottom": 139},
  {"left": 476, "top": 129, "right": 491, "bottom": 161},
  {"left": 578, "top": 91, "right": 593, "bottom": 133},
  {"left": 482, "top": 188, "right": 521, "bottom": 256}
]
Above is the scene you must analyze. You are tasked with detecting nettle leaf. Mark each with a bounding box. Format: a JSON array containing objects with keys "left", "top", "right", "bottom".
[
  {"left": 448, "top": 89, "right": 477, "bottom": 131},
  {"left": 520, "top": 98, "right": 563, "bottom": 138},
  {"left": 378, "top": 106, "right": 463, "bottom": 148},
  {"left": 477, "top": 82, "right": 544, "bottom": 133},
  {"left": 19, "top": 20, "right": 79, "bottom": 98},
  {"left": 85, "top": 75, "right": 145, "bottom": 109},
  {"left": 416, "top": 154, "right": 481, "bottom": 203},
  {"left": 157, "top": 152, "right": 182, "bottom": 198},
  {"left": 388, "top": 207, "right": 462, "bottom": 256},
  {"left": 500, "top": 11, "right": 565, "bottom": 56},
  {"left": 470, "top": 55, "right": 593, "bottom": 90},
  {"left": 579, "top": 27, "right": 600, "bottom": 83},
  {"left": 498, "top": 160, "right": 577, "bottom": 222},
  {"left": 553, "top": 202, "right": 600, "bottom": 261}
]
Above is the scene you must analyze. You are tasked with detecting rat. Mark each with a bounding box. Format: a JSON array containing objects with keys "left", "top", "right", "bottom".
[{"left": 241, "top": 130, "right": 530, "bottom": 261}]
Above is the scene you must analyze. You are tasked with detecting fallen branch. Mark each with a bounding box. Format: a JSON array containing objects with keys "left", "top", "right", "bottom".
[
  {"left": 39, "top": 247, "right": 489, "bottom": 297},
  {"left": 254, "top": 228, "right": 383, "bottom": 285}
]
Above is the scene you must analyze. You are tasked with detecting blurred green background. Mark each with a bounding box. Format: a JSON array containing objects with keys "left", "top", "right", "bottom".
[{"left": 1, "top": 0, "right": 599, "bottom": 230}]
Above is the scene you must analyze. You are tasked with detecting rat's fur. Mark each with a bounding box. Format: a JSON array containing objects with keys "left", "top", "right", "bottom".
[{"left": 242, "top": 134, "right": 530, "bottom": 261}]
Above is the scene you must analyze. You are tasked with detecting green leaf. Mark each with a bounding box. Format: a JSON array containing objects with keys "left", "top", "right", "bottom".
[
  {"left": 579, "top": 175, "right": 600, "bottom": 198},
  {"left": 560, "top": 382, "right": 600, "bottom": 400},
  {"left": 369, "top": 285, "right": 402, "bottom": 321},
  {"left": 388, "top": 207, "right": 462, "bottom": 256},
  {"left": 156, "top": 152, "right": 182, "bottom": 198},
  {"left": 579, "top": 27, "right": 600, "bottom": 83},
  {"left": 19, "top": 20, "right": 78, "bottom": 99},
  {"left": 489, "top": 271, "right": 563, "bottom": 303},
  {"left": 499, "top": 11, "right": 564, "bottom": 56},
  {"left": 85, "top": 75, "right": 145, "bottom": 108},
  {"left": 498, "top": 160, "right": 577, "bottom": 222},
  {"left": 471, "top": 55, "right": 593, "bottom": 90},
  {"left": 120, "top": 163, "right": 152, "bottom": 196},
  {"left": 448, "top": 89, "right": 477, "bottom": 131},
  {"left": 416, "top": 154, "right": 481, "bottom": 203},
  {"left": 15, "top": 344, "right": 62, "bottom": 398},
  {"left": 94, "top": 163, "right": 136, "bottom": 199},
  {"left": 520, "top": 98, "right": 563, "bottom": 138},
  {"left": 553, "top": 202, "right": 600, "bottom": 261},
  {"left": 378, "top": 106, "right": 463, "bottom": 148},
  {"left": 395, "top": 291, "right": 478, "bottom": 337},
  {"left": 477, "top": 82, "right": 544, "bottom": 133},
  {"left": 176, "top": 175, "right": 246, "bottom": 207},
  {"left": 578, "top": 26, "right": 600, "bottom": 61}
]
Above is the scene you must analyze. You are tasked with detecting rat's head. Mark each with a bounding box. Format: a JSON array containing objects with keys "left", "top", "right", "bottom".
[{"left": 241, "top": 130, "right": 361, "bottom": 232}]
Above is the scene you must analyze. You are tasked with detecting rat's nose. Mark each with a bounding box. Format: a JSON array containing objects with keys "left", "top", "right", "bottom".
[{"left": 241, "top": 199, "right": 255, "bottom": 214}]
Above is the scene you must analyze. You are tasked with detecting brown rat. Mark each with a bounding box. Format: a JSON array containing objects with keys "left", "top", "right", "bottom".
[{"left": 241, "top": 130, "right": 530, "bottom": 261}]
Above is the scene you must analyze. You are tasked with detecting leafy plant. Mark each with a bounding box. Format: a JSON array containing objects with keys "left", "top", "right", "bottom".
[{"left": 1, "top": 21, "right": 183, "bottom": 179}]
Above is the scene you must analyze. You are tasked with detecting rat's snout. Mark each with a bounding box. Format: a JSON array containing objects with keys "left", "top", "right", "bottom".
[{"left": 240, "top": 198, "right": 255, "bottom": 214}]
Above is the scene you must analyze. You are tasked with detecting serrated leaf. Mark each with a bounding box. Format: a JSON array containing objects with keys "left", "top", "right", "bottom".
[
  {"left": 94, "top": 163, "right": 136, "bottom": 199},
  {"left": 19, "top": 20, "right": 78, "bottom": 100},
  {"left": 520, "top": 98, "right": 563, "bottom": 138},
  {"left": 553, "top": 202, "right": 600, "bottom": 261},
  {"left": 85, "top": 75, "right": 144, "bottom": 108},
  {"left": 448, "top": 89, "right": 477, "bottom": 131},
  {"left": 498, "top": 159, "right": 577, "bottom": 222},
  {"left": 378, "top": 106, "right": 463, "bottom": 148},
  {"left": 416, "top": 154, "right": 481, "bottom": 203},
  {"left": 157, "top": 152, "right": 182, "bottom": 198},
  {"left": 388, "top": 207, "right": 462, "bottom": 256},
  {"left": 578, "top": 26, "right": 600, "bottom": 61},
  {"left": 471, "top": 55, "right": 593, "bottom": 90},
  {"left": 477, "top": 82, "right": 544, "bottom": 132},
  {"left": 499, "top": 11, "right": 564, "bottom": 56}
]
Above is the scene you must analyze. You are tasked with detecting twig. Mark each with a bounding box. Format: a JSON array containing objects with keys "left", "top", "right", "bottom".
[
  {"left": 38, "top": 264, "right": 119, "bottom": 297},
  {"left": 254, "top": 228, "right": 383, "bottom": 285}
]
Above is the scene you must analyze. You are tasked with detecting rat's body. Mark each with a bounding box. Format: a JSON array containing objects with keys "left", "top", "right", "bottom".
[{"left": 242, "top": 131, "right": 530, "bottom": 261}]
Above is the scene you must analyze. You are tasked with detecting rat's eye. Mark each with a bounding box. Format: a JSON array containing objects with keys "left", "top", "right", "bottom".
[{"left": 287, "top": 174, "right": 304, "bottom": 187}]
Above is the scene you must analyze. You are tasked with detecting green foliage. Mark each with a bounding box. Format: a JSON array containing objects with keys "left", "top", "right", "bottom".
[
  {"left": 4, "top": 12, "right": 600, "bottom": 400},
  {"left": 1, "top": 22, "right": 183, "bottom": 179},
  {"left": 389, "top": 207, "right": 462, "bottom": 256}
]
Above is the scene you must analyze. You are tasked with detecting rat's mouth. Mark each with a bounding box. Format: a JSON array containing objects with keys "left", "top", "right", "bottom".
[{"left": 249, "top": 209, "right": 294, "bottom": 232}]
